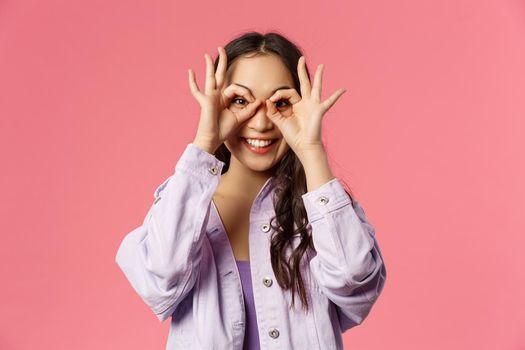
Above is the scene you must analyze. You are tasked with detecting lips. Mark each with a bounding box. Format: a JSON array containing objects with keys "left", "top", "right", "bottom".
[{"left": 240, "top": 137, "right": 278, "bottom": 154}]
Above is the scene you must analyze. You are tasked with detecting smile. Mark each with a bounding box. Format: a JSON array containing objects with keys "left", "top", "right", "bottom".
[{"left": 240, "top": 137, "right": 278, "bottom": 154}]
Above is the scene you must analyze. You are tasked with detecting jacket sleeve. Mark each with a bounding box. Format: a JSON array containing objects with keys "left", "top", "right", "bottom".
[
  {"left": 301, "top": 178, "right": 387, "bottom": 332},
  {"left": 115, "top": 143, "right": 225, "bottom": 322}
]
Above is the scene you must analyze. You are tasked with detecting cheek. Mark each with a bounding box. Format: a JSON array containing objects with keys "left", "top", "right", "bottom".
[
  {"left": 224, "top": 136, "right": 244, "bottom": 154},
  {"left": 280, "top": 108, "right": 294, "bottom": 118},
  {"left": 224, "top": 135, "right": 239, "bottom": 146},
  {"left": 276, "top": 140, "right": 290, "bottom": 159}
]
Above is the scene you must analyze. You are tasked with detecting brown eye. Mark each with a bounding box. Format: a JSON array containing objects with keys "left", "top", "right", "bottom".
[
  {"left": 275, "top": 99, "right": 290, "bottom": 108},
  {"left": 232, "top": 97, "right": 248, "bottom": 106}
]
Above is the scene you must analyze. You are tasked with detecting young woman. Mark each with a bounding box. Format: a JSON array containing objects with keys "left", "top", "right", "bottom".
[{"left": 116, "top": 31, "right": 387, "bottom": 350}]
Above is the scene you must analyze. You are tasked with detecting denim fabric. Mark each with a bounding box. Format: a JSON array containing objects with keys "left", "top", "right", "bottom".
[{"left": 115, "top": 143, "right": 387, "bottom": 349}]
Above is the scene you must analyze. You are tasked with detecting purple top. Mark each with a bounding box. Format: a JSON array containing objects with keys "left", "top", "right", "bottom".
[{"left": 236, "top": 259, "right": 261, "bottom": 350}]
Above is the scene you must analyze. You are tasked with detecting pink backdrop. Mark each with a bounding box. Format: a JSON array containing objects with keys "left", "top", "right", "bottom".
[{"left": 1, "top": 0, "right": 524, "bottom": 349}]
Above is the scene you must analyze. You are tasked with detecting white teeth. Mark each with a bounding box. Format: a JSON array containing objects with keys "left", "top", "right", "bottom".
[{"left": 245, "top": 138, "right": 274, "bottom": 147}]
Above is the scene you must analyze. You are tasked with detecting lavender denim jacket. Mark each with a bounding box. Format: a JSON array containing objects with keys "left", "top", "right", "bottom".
[{"left": 115, "top": 143, "right": 387, "bottom": 349}]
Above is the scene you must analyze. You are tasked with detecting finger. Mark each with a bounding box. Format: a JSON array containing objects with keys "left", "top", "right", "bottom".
[
  {"left": 265, "top": 99, "right": 287, "bottom": 129},
  {"left": 312, "top": 64, "right": 324, "bottom": 101},
  {"left": 322, "top": 88, "right": 346, "bottom": 111},
  {"left": 188, "top": 68, "right": 203, "bottom": 100},
  {"left": 204, "top": 53, "right": 216, "bottom": 95},
  {"left": 222, "top": 84, "right": 255, "bottom": 104},
  {"left": 268, "top": 88, "right": 302, "bottom": 105},
  {"left": 237, "top": 99, "right": 262, "bottom": 121},
  {"left": 297, "top": 56, "right": 311, "bottom": 98},
  {"left": 265, "top": 98, "right": 285, "bottom": 122},
  {"left": 215, "top": 46, "right": 227, "bottom": 88}
]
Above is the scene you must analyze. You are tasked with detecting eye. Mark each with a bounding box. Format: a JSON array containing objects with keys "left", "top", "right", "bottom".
[
  {"left": 232, "top": 97, "right": 248, "bottom": 106},
  {"left": 275, "top": 99, "right": 290, "bottom": 109}
]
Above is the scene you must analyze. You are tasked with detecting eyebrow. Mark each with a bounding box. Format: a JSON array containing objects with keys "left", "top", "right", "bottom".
[{"left": 232, "top": 83, "right": 291, "bottom": 96}]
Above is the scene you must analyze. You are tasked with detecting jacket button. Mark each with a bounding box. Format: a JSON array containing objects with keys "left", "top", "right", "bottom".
[
  {"left": 262, "top": 276, "right": 273, "bottom": 287},
  {"left": 318, "top": 196, "right": 329, "bottom": 205},
  {"left": 268, "top": 328, "right": 280, "bottom": 338},
  {"left": 261, "top": 223, "right": 270, "bottom": 232},
  {"left": 209, "top": 166, "right": 218, "bottom": 175}
]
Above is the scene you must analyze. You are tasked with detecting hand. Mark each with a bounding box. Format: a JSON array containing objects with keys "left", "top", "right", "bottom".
[
  {"left": 265, "top": 56, "right": 346, "bottom": 157},
  {"left": 188, "top": 46, "right": 262, "bottom": 153}
]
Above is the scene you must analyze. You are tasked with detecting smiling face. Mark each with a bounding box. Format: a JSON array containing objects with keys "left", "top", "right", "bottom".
[{"left": 223, "top": 53, "right": 294, "bottom": 173}]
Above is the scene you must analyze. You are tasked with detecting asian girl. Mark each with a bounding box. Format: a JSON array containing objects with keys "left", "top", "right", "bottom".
[{"left": 116, "top": 31, "right": 386, "bottom": 349}]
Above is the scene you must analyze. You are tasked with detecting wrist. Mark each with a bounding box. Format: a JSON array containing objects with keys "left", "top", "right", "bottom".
[
  {"left": 301, "top": 153, "right": 335, "bottom": 192},
  {"left": 192, "top": 138, "right": 217, "bottom": 154},
  {"left": 297, "top": 145, "right": 328, "bottom": 164}
]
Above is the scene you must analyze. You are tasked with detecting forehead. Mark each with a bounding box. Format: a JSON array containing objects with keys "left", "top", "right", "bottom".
[{"left": 225, "top": 54, "right": 294, "bottom": 92}]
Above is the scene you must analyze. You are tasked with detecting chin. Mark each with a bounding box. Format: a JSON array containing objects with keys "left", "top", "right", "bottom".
[{"left": 245, "top": 158, "right": 279, "bottom": 172}]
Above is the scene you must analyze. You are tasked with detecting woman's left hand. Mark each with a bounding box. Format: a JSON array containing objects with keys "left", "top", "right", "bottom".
[{"left": 265, "top": 56, "right": 346, "bottom": 158}]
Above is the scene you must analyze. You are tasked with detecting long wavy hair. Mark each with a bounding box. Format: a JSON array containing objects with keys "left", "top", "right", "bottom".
[{"left": 212, "top": 31, "right": 355, "bottom": 312}]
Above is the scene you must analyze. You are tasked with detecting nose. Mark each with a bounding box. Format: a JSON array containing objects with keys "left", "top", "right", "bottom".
[{"left": 246, "top": 101, "right": 274, "bottom": 131}]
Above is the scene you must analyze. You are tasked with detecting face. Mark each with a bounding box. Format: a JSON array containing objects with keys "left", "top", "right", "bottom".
[{"left": 223, "top": 53, "right": 294, "bottom": 173}]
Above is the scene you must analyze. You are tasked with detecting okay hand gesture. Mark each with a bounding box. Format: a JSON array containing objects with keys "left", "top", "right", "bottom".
[
  {"left": 265, "top": 56, "right": 346, "bottom": 157},
  {"left": 188, "top": 47, "right": 261, "bottom": 154}
]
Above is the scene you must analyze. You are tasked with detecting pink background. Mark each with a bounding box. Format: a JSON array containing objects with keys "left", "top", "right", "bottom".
[{"left": 1, "top": 0, "right": 524, "bottom": 349}]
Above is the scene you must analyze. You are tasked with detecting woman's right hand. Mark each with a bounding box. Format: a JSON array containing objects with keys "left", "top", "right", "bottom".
[{"left": 188, "top": 46, "right": 262, "bottom": 154}]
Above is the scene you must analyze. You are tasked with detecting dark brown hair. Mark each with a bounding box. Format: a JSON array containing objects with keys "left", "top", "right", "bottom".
[{"left": 213, "top": 31, "right": 355, "bottom": 312}]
